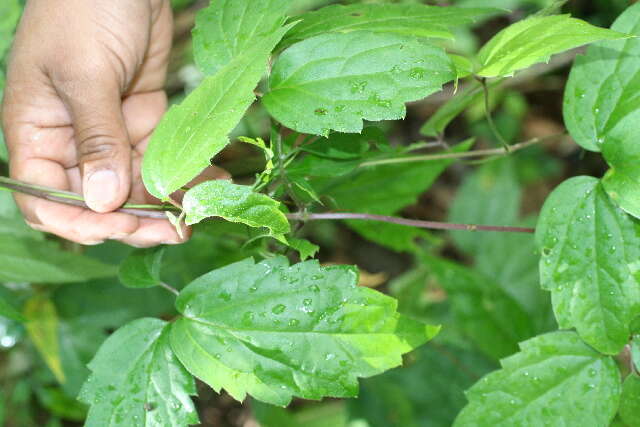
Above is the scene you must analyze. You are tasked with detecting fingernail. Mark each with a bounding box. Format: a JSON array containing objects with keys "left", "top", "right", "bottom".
[
  {"left": 162, "top": 239, "right": 183, "bottom": 245},
  {"left": 82, "top": 240, "right": 105, "bottom": 246},
  {"left": 111, "top": 232, "right": 130, "bottom": 239},
  {"left": 85, "top": 170, "right": 119, "bottom": 213}
]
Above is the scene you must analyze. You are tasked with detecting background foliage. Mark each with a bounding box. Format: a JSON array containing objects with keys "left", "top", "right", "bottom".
[{"left": 1, "top": 0, "right": 640, "bottom": 426}]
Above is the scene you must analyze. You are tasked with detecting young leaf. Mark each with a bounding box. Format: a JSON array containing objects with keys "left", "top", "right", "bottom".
[
  {"left": 477, "top": 14, "right": 630, "bottom": 78},
  {"left": 0, "top": 236, "right": 116, "bottom": 284},
  {"left": 263, "top": 31, "right": 455, "bottom": 136},
  {"left": 454, "top": 331, "right": 621, "bottom": 426},
  {"left": 280, "top": 4, "right": 501, "bottom": 49},
  {"left": 536, "top": 176, "right": 640, "bottom": 355},
  {"left": 193, "top": 0, "right": 290, "bottom": 74},
  {"left": 79, "top": 318, "right": 199, "bottom": 427},
  {"left": 563, "top": 4, "right": 640, "bottom": 153},
  {"left": 118, "top": 247, "right": 166, "bottom": 289},
  {"left": 619, "top": 374, "right": 640, "bottom": 426},
  {"left": 287, "top": 238, "right": 319, "bottom": 261},
  {"left": 25, "top": 296, "right": 65, "bottom": 383},
  {"left": 142, "top": 18, "right": 294, "bottom": 199},
  {"left": 170, "top": 257, "right": 439, "bottom": 406},
  {"left": 182, "top": 180, "right": 290, "bottom": 236},
  {"left": 422, "top": 255, "right": 535, "bottom": 360}
]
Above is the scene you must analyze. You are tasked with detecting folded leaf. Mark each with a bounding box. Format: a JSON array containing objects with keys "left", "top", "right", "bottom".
[
  {"left": 182, "top": 180, "right": 290, "bottom": 236},
  {"left": 455, "top": 331, "right": 621, "bottom": 426},
  {"left": 79, "top": 318, "right": 198, "bottom": 427},
  {"left": 280, "top": 4, "right": 501, "bottom": 49},
  {"left": 536, "top": 176, "right": 640, "bottom": 354},
  {"left": 564, "top": 4, "right": 640, "bottom": 152},
  {"left": 477, "top": 14, "right": 629, "bottom": 78},
  {"left": 170, "top": 257, "right": 439, "bottom": 406},
  {"left": 263, "top": 31, "right": 455, "bottom": 136},
  {"left": 142, "top": 15, "right": 294, "bottom": 199}
]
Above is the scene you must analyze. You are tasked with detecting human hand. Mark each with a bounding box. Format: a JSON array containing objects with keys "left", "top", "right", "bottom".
[{"left": 2, "top": 0, "right": 189, "bottom": 247}]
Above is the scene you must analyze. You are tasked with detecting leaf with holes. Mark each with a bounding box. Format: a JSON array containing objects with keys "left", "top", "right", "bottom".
[
  {"left": 182, "top": 180, "right": 290, "bottom": 237},
  {"left": 169, "top": 257, "right": 439, "bottom": 406},
  {"left": 263, "top": 31, "right": 455, "bottom": 136},
  {"left": 79, "top": 318, "right": 198, "bottom": 427},
  {"left": 536, "top": 176, "right": 640, "bottom": 355},
  {"left": 477, "top": 14, "right": 629, "bottom": 78},
  {"left": 454, "top": 331, "right": 621, "bottom": 426},
  {"left": 280, "top": 4, "right": 501, "bottom": 49}
]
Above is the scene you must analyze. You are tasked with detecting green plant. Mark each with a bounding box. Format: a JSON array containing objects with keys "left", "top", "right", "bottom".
[{"left": 2, "top": 0, "right": 640, "bottom": 426}]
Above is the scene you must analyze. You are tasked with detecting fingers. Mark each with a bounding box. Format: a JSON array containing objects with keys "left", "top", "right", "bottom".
[
  {"left": 119, "top": 218, "right": 190, "bottom": 248},
  {"left": 54, "top": 76, "right": 133, "bottom": 213}
]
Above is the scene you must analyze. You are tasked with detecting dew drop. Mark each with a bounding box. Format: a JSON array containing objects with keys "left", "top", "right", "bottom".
[{"left": 272, "top": 304, "right": 286, "bottom": 314}]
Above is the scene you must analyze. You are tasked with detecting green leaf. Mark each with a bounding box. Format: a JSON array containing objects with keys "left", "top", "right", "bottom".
[
  {"left": 620, "top": 374, "right": 640, "bottom": 426},
  {"left": 0, "top": 292, "right": 24, "bottom": 323},
  {"left": 253, "top": 401, "right": 348, "bottom": 427},
  {"left": 345, "top": 221, "right": 435, "bottom": 254},
  {"left": 280, "top": 4, "right": 501, "bottom": 49},
  {"left": 288, "top": 238, "right": 319, "bottom": 261},
  {"left": 142, "top": 19, "right": 294, "bottom": 199},
  {"left": 193, "top": 0, "right": 290, "bottom": 74},
  {"left": 602, "top": 138, "right": 640, "bottom": 218},
  {"left": 422, "top": 255, "right": 535, "bottom": 360},
  {"left": 0, "top": 236, "right": 116, "bottom": 283},
  {"left": 118, "top": 247, "right": 165, "bottom": 289},
  {"left": 536, "top": 176, "right": 640, "bottom": 354},
  {"left": 263, "top": 31, "right": 455, "bottom": 136},
  {"left": 316, "top": 139, "right": 473, "bottom": 215},
  {"left": 449, "top": 157, "right": 521, "bottom": 255},
  {"left": 632, "top": 335, "right": 640, "bottom": 372},
  {"left": 35, "top": 387, "right": 87, "bottom": 422},
  {"left": 182, "top": 180, "right": 290, "bottom": 237},
  {"left": 563, "top": 4, "right": 640, "bottom": 153},
  {"left": 0, "top": 0, "right": 20, "bottom": 60},
  {"left": 25, "top": 296, "right": 65, "bottom": 383},
  {"left": 348, "top": 343, "right": 495, "bottom": 427},
  {"left": 454, "top": 331, "right": 621, "bottom": 427},
  {"left": 79, "top": 318, "right": 199, "bottom": 427},
  {"left": 477, "top": 14, "right": 630, "bottom": 78},
  {"left": 170, "top": 257, "right": 439, "bottom": 406},
  {"left": 0, "top": 191, "right": 43, "bottom": 239}
]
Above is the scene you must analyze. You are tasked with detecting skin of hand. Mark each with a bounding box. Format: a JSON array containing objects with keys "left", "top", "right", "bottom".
[{"left": 1, "top": 0, "right": 225, "bottom": 247}]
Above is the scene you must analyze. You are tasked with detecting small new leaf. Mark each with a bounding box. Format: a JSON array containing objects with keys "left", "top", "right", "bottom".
[
  {"left": 182, "top": 180, "right": 290, "bottom": 236},
  {"left": 79, "top": 318, "right": 198, "bottom": 427},
  {"left": 536, "top": 176, "right": 640, "bottom": 354},
  {"left": 170, "top": 257, "right": 439, "bottom": 406},
  {"left": 118, "top": 247, "right": 166, "bottom": 289},
  {"left": 477, "top": 14, "right": 630, "bottom": 78},
  {"left": 280, "top": 4, "right": 501, "bottom": 49},
  {"left": 263, "top": 31, "right": 455, "bottom": 136},
  {"left": 455, "top": 331, "right": 621, "bottom": 426}
]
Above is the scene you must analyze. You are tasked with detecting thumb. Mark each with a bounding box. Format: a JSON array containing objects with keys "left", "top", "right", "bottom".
[{"left": 61, "top": 79, "right": 132, "bottom": 213}]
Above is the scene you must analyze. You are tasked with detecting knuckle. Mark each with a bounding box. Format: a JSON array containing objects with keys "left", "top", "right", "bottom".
[{"left": 77, "top": 133, "right": 122, "bottom": 162}]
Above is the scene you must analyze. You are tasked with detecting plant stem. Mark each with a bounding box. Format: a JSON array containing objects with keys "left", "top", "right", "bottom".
[
  {"left": 0, "top": 177, "right": 535, "bottom": 234},
  {"left": 159, "top": 282, "right": 180, "bottom": 296},
  {"left": 359, "top": 133, "right": 562, "bottom": 168},
  {"left": 286, "top": 212, "right": 535, "bottom": 234},
  {"left": 480, "top": 77, "right": 510, "bottom": 151}
]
